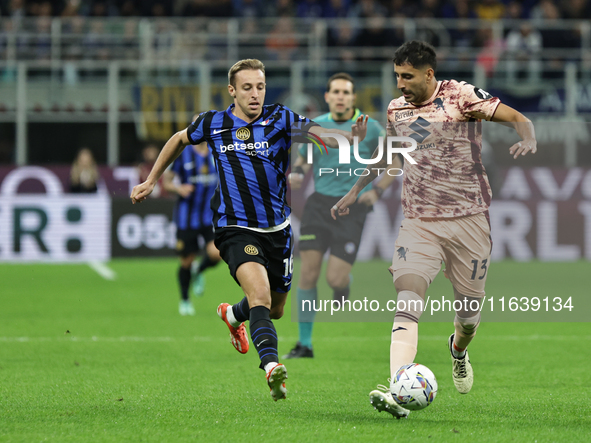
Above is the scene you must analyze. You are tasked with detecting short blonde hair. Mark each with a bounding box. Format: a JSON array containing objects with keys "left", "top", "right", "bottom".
[{"left": 228, "top": 59, "right": 266, "bottom": 87}]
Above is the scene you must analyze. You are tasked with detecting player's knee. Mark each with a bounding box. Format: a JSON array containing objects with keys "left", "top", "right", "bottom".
[
  {"left": 394, "top": 290, "right": 425, "bottom": 323},
  {"left": 299, "top": 269, "right": 320, "bottom": 288},
  {"left": 454, "top": 312, "right": 481, "bottom": 339},
  {"left": 270, "top": 306, "right": 284, "bottom": 319},
  {"left": 326, "top": 272, "right": 348, "bottom": 290},
  {"left": 394, "top": 275, "right": 428, "bottom": 299}
]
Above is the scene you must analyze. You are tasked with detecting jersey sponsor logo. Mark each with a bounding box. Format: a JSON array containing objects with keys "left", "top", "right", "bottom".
[
  {"left": 213, "top": 128, "right": 231, "bottom": 134},
  {"left": 474, "top": 87, "right": 493, "bottom": 100},
  {"left": 188, "top": 174, "right": 217, "bottom": 185},
  {"left": 244, "top": 245, "right": 259, "bottom": 255},
  {"left": 236, "top": 127, "right": 251, "bottom": 140},
  {"left": 219, "top": 141, "right": 269, "bottom": 155},
  {"left": 395, "top": 110, "right": 414, "bottom": 121},
  {"left": 408, "top": 116, "right": 432, "bottom": 144}
]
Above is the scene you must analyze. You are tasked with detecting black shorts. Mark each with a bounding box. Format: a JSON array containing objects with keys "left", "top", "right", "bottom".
[
  {"left": 214, "top": 225, "right": 293, "bottom": 293},
  {"left": 176, "top": 226, "right": 215, "bottom": 256},
  {"left": 299, "top": 192, "right": 369, "bottom": 265}
]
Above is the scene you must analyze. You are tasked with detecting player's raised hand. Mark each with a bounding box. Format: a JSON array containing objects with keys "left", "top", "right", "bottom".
[
  {"left": 509, "top": 138, "right": 537, "bottom": 159},
  {"left": 331, "top": 189, "right": 358, "bottom": 220},
  {"left": 351, "top": 114, "right": 369, "bottom": 143},
  {"left": 130, "top": 181, "right": 155, "bottom": 204}
]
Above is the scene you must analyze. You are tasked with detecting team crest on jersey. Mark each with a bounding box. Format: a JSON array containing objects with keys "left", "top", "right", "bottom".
[
  {"left": 433, "top": 98, "right": 445, "bottom": 110},
  {"left": 200, "top": 164, "right": 209, "bottom": 174},
  {"left": 244, "top": 245, "right": 259, "bottom": 255},
  {"left": 236, "top": 127, "right": 251, "bottom": 140}
]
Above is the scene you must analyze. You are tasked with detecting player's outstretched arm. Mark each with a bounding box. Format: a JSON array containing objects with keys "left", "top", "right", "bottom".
[
  {"left": 309, "top": 114, "right": 369, "bottom": 148},
  {"left": 130, "top": 129, "right": 191, "bottom": 204},
  {"left": 357, "top": 153, "right": 403, "bottom": 206},
  {"left": 331, "top": 136, "right": 390, "bottom": 219},
  {"left": 491, "top": 104, "right": 537, "bottom": 159}
]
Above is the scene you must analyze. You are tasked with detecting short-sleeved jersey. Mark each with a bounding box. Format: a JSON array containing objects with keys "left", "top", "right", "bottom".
[
  {"left": 387, "top": 80, "right": 501, "bottom": 219},
  {"left": 298, "top": 109, "right": 386, "bottom": 197},
  {"left": 171, "top": 145, "right": 217, "bottom": 230},
  {"left": 187, "top": 103, "right": 317, "bottom": 229}
]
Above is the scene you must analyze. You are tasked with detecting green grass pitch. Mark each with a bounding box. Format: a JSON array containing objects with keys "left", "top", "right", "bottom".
[{"left": 1, "top": 259, "right": 590, "bottom": 442}]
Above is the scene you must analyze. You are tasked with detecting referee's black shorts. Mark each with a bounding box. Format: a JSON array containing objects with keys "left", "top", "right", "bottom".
[{"left": 299, "top": 192, "right": 370, "bottom": 265}]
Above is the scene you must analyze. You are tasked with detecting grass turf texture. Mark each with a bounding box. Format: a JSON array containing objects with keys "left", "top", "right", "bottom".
[{"left": 1, "top": 259, "right": 589, "bottom": 442}]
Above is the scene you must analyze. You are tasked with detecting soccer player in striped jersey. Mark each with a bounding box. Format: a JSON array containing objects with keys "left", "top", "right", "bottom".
[
  {"left": 131, "top": 58, "right": 367, "bottom": 401},
  {"left": 162, "top": 139, "right": 221, "bottom": 316},
  {"left": 332, "top": 41, "right": 537, "bottom": 418}
]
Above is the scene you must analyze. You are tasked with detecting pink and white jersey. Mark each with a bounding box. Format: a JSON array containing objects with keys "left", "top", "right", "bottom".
[{"left": 387, "top": 79, "right": 501, "bottom": 219}]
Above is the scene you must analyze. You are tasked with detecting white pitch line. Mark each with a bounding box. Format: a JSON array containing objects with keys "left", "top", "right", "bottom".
[
  {"left": 88, "top": 260, "right": 117, "bottom": 280},
  {"left": 0, "top": 335, "right": 590, "bottom": 343}
]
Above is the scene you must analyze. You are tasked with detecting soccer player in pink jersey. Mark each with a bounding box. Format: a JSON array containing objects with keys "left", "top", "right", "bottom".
[{"left": 331, "top": 41, "right": 537, "bottom": 418}]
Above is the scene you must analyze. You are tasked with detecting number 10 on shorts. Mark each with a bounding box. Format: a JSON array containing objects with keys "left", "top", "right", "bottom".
[{"left": 283, "top": 254, "right": 294, "bottom": 277}]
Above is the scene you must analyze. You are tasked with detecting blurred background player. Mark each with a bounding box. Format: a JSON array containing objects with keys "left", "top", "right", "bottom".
[
  {"left": 162, "top": 133, "right": 221, "bottom": 316},
  {"left": 284, "top": 72, "right": 401, "bottom": 359},
  {"left": 332, "top": 41, "right": 537, "bottom": 418}
]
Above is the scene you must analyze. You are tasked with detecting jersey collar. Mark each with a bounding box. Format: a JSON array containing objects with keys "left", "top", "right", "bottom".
[
  {"left": 411, "top": 81, "right": 442, "bottom": 108},
  {"left": 327, "top": 108, "right": 361, "bottom": 122}
]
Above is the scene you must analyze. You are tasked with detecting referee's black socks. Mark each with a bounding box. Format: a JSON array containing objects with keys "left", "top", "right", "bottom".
[{"left": 249, "top": 306, "right": 278, "bottom": 370}]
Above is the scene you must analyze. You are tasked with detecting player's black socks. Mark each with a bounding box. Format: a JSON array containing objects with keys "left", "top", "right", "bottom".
[
  {"left": 333, "top": 285, "right": 350, "bottom": 302},
  {"left": 178, "top": 266, "right": 191, "bottom": 301},
  {"left": 197, "top": 255, "right": 218, "bottom": 274},
  {"left": 249, "top": 306, "right": 278, "bottom": 370},
  {"left": 232, "top": 297, "right": 250, "bottom": 322}
]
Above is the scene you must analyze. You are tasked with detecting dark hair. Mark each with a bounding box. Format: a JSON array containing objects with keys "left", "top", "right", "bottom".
[
  {"left": 393, "top": 41, "right": 437, "bottom": 73},
  {"left": 326, "top": 72, "right": 355, "bottom": 93}
]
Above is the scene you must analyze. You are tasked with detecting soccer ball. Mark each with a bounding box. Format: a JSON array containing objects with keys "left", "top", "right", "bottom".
[{"left": 390, "top": 363, "right": 438, "bottom": 411}]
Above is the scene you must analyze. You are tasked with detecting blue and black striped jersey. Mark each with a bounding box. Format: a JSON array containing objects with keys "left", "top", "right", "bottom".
[
  {"left": 187, "top": 103, "right": 317, "bottom": 229},
  {"left": 171, "top": 145, "right": 217, "bottom": 230}
]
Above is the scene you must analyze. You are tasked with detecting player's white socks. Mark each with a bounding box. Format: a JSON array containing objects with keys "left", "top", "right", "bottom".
[
  {"left": 453, "top": 311, "right": 481, "bottom": 357},
  {"left": 226, "top": 304, "right": 241, "bottom": 328},
  {"left": 390, "top": 290, "right": 424, "bottom": 378}
]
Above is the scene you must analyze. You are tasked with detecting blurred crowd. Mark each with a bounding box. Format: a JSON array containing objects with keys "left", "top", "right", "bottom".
[{"left": 0, "top": 0, "right": 589, "bottom": 20}]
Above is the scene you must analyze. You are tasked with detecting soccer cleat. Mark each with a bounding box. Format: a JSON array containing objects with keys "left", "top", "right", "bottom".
[
  {"left": 191, "top": 272, "right": 206, "bottom": 297},
  {"left": 179, "top": 300, "right": 195, "bottom": 316},
  {"left": 369, "top": 383, "right": 410, "bottom": 419},
  {"left": 217, "top": 303, "right": 249, "bottom": 354},
  {"left": 449, "top": 334, "right": 474, "bottom": 394},
  {"left": 266, "top": 363, "right": 288, "bottom": 401},
  {"left": 282, "top": 342, "right": 314, "bottom": 359}
]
